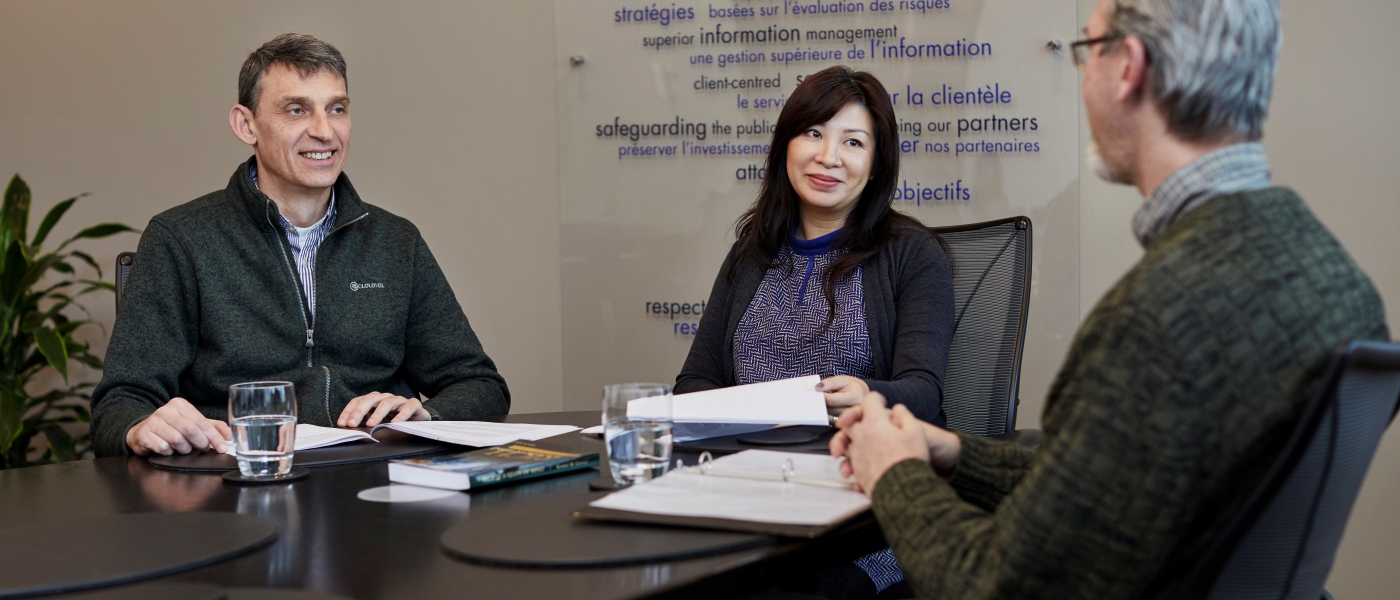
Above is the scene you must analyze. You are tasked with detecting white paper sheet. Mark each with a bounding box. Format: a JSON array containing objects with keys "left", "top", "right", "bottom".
[
  {"left": 628, "top": 376, "right": 829, "bottom": 427},
  {"left": 222, "top": 423, "right": 377, "bottom": 455},
  {"left": 370, "top": 421, "right": 580, "bottom": 447},
  {"left": 589, "top": 450, "right": 869, "bottom": 526},
  {"left": 295, "top": 424, "right": 377, "bottom": 450},
  {"left": 671, "top": 422, "right": 775, "bottom": 443}
]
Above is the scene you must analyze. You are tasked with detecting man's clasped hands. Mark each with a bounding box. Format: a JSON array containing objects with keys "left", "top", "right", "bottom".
[{"left": 830, "top": 392, "right": 964, "bottom": 496}]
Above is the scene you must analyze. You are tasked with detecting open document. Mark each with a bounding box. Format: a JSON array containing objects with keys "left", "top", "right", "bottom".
[
  {"left": 628, "top": 375, "right": 830, "bottom": 442},
  {"left": 371, "top": 421, "right": 580, "bottom": 447},
  {"left": 225, "top": 422, "right": 581, "bottom": 455},
  {"left": 577, "top": 450, "right": 869, "bottom": 538}
]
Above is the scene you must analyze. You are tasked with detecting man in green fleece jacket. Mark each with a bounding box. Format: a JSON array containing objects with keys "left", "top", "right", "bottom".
[
  {"left": 91, "top": 34, "right": 509, "bottom": 458},
  {"left": 831, "top": 0, "right": 1388, "bottom": 598}
]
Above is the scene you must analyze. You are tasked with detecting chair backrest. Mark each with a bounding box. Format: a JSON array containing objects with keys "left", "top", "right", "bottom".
[
  {"left": 1174, "top": 340, "right": 1400, "bottom": 600},
  {"left": 115, "top": 252, "right": 135, "bottom": 312},
  {"left": 931, "top": 216, "right": 1032, "bottom": 437}
]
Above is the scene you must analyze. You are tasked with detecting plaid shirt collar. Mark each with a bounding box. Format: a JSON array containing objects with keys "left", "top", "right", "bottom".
[{"left": 1132, "top": 143, "right": 1271, "bottom": 248}]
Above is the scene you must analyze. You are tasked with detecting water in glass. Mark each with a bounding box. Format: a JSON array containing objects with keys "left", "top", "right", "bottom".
[
  {"left": 231, "top": 415, "right": 296, "bottom": 477},
  {"left": 228, "top": 381, "right": 297, "bottom": 478},
  {"left": 605, "top": 419, "right": 674, "bottom": 483},
  {"left": 602, "top": 382, "right": 672, "bottom": 485}
]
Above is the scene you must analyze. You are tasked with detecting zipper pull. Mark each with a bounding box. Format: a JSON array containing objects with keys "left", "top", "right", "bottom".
[{"left": 306, "top": 329, "right": 315, "bottom": 348}]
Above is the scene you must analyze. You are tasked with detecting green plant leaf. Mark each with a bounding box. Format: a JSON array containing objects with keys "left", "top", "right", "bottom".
[
  {"left": 16, "top": 252, "right": 66, "bottom": 295},
  {"left": 32, "top": 195, "right": 84, "bottom": 247},
  {"left": 30, "top": 326, "right": 68, "bottom": 382},
  {"left": 68, "top": 250, "right": 102, "bottom": 279},
  {"left": 2, "top": 175, "right": 31, "bottom": 247},
  {"left": 0, "top": 241, "right": 28, "bottom": 299},
  {"left": 57, "top": 223, "right": 138, "bottom": 251},
  {"left": 0, "top": 388, "right": 23, "bottom": 462},
  {"left": 77, "top": 279, "right": 116, "bottom": 292},
  {"left": 41, "top": 425, "right": 76, "bottom": 462},
  {"left": 74, "top": 353, "right": 103, "bottom": 370}
]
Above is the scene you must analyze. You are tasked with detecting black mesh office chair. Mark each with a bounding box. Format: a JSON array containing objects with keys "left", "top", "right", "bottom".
[
  {"left": 1172, "top": 340, "right": 1400, "bottom": 600},
  {"left": 931, "top": 216, "right": 1032, "bottom": 439},
  {"left": 115, "top": 251, "right": 134, "bottom": 312}
]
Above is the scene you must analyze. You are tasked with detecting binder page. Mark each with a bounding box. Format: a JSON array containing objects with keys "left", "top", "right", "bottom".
[
  {"left": 589, "top": 451, "right": 869, "bottom": 526},
  {"left": 704, "top": 450, "right": 850, "bottom": 483},
  {"left": 629, "top": 375, "right": 829, "bottom": 426}
]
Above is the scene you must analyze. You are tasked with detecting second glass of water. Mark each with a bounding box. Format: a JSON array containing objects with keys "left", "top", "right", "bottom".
[
  {"left": 229, "top": 381, "right": 297, "bottom": 478},
  {"left": 603, "top": 382, "right": 673, "bottom": 486}
]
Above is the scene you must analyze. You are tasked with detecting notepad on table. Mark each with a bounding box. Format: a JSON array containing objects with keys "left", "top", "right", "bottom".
[{"left": 576, "top": 449, "right": 869, "bottom": 538}]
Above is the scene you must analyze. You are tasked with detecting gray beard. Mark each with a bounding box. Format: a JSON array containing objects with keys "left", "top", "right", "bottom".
[{"left": 1087, "top": 140, "right": 1131, "bottom": 185}]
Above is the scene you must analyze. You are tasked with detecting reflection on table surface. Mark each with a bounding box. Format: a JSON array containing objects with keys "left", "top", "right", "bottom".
[{"left": 0, "top": 411, "right": 883, "bottom": 600}]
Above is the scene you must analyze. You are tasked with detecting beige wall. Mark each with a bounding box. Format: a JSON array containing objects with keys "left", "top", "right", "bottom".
[
  {"left": 1, "top": 0, "right": 1395, "bottom": 594},
  {"left": 0, "top": 0, "right": 564, "bottom": 413},
  {"left": 1074, "top": 0, "right": 1400, "bottom": 595}
]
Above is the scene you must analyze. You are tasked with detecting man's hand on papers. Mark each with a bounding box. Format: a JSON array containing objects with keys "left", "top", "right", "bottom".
[
  {"left": 816, "top": 376, "right": 869, "bottom": 415},
  {"left": 829, "top": 393, "right": 939, "bottom": 496},
  {"left": 125, "top": 397, "right": 232, "bottom": 456},
  {"left": 337, "top": 392, "right": 431, "bottom": 427}
]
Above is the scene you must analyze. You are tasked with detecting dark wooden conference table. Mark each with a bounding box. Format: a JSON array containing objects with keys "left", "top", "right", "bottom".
[{"left": 0, "top": 411, "right": 886, "bottom": 600}]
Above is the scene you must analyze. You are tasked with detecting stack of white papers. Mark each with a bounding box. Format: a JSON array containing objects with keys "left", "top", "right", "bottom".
[
  {"left": 589, "top": 450, "right": 868, "bottom": 527},
  {"left": 628, "top": 375, "right": 830, "bottom": 442},
  {"left": 224, "top": 421, "right": 580, "bottom": 454}
]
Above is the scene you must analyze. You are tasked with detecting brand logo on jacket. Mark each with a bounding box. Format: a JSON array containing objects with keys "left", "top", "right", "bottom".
[{"left": 350, "top": 282, "right": 384, "bottom": 291}]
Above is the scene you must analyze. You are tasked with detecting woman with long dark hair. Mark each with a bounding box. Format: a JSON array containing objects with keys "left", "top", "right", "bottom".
[
  {"left": 675, "top": 65, "right": 954, "bottom": 430},
  {"left": 675, "top": 65, "right": 948, "bottom": 598}
]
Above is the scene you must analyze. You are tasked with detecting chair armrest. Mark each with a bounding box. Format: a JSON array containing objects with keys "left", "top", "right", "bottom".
[{"left": 990, "top": 428, "right": 1041, "bottom": 447}]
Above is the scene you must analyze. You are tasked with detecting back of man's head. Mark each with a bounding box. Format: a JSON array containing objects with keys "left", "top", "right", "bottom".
[
  {"left": 1108, "top": 0, "right": 1280, "bottom": 142},
  {"left": 238, "top": 33, "right": 347, "bottom": 116}
]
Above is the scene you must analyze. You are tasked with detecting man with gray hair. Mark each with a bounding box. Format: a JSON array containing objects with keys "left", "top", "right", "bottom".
[
  {"left": 91, "top": 34, "right": 509, "bottom": 457},
  {"left": 828, "top": 0, "right": 1388, "bottom": 598}
]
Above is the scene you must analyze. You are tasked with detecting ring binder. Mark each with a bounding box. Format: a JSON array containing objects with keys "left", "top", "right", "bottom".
[
  {"left": 577, "top": 450, "right": 872, "bottom": 538},
  {"left": 674, "top": 451, "right": 858, "bottom": 490}
]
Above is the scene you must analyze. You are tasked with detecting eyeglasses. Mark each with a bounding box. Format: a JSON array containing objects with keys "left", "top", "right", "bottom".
[{"left": 1070, "top": 33, "right": 1123, "bottom": 70}]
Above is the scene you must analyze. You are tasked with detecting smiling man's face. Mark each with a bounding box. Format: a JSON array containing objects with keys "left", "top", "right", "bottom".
[{"left": 244, "top": 63, "right": 351, "bottom": 199}]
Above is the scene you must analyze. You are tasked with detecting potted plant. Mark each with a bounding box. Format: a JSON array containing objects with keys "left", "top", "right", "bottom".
[{"left": 0, "top": 174, "right": 136, "bottom": 469}]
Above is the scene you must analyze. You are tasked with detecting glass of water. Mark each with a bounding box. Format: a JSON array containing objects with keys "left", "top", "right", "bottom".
[
  {"left": 603, "top": 382, "right": 673, "bottom": 486},
  {"left": 229, "top": 381, "right": 297, "bottom": 478}
]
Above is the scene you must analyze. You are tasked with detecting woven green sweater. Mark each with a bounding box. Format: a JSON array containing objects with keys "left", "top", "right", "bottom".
[{"left": 871, "top": 188, "right": 1388, "bottom": 599}]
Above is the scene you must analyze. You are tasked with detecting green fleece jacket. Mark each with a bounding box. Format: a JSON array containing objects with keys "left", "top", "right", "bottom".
[
  {"left": 871, "top": 188, "right": 1387, "bottom": 599},
  {"left": 91, "top": 158, "right": 510, "bottom": 456}
]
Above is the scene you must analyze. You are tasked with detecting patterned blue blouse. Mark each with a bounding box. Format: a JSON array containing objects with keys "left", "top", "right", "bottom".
[
  {"left": 732, "top": 229, "right": 873, "bottom": 385},
  {"left": 731, "top": 229, "right": 903, "bottom": 593}
]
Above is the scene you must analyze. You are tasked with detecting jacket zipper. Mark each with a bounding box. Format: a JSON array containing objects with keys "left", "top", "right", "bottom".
[
  {"left": 266, "top": 202, "right": 314, "bottom": 367},
  {"left": 264, "top": 200, "right": 369, "bottom": 368}
]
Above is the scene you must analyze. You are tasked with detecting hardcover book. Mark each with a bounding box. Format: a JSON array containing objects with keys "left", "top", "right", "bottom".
[{"left": 389, "top": 441, "right": 599, "bottom": 491}]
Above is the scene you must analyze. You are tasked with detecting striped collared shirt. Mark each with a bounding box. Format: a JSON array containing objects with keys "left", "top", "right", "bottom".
[
  {"left": 1132, "top": 142, "right": 1272, "bottom": 248},
  {"left": 250, "top": 165, "right": 337, "bottom": 317}
]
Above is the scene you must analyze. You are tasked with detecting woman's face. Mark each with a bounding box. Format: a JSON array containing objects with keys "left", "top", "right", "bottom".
[{"left": 785, "top": 102, "right": 875, "bottom": 223}]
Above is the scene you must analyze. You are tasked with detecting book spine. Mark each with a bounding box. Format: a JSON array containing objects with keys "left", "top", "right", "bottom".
[{"left": 469, "top": 456, "right": 600, "bottom": 488}]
